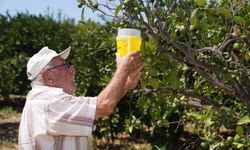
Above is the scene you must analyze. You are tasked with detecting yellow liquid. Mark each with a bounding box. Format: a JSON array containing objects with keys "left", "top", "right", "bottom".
[{"left": 116, "top": 35, "right": 142, "bottom": 57}]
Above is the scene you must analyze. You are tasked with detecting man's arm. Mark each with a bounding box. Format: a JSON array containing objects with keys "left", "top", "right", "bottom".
[
  {"left": 95, "top": 64, "right": 128, "bottom": 119},
  {"left": 95, "top": 52, "right": 143, "bottom": 119}
]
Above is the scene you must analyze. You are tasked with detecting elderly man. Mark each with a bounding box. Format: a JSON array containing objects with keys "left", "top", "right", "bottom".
[{"left": 18, "top": 46, "right": 143, "bottom": 150}]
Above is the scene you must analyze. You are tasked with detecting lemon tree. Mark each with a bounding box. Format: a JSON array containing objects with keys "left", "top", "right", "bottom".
[{"left": 80, "top": 0, "right": 250, "bottom": 148}]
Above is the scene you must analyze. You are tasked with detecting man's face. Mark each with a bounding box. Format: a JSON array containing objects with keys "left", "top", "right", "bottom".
[{"left": 48, "top": 56, "right": 76, "bottom": 94}]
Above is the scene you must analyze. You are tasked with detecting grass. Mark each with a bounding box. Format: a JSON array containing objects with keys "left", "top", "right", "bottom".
[
  {"left": 0, "top": 106, "right": 18, "bottom": 119},
  {"left": 0, "top": 141, "right": 18, "bottom": 150},
  {"left": 91, "top": 133, "right": 152, "bottom": 149}
]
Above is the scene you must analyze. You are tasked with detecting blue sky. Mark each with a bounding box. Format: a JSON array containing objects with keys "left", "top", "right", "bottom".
[{"left": 0, "top": 0, "right": 107, "bottom": 23}]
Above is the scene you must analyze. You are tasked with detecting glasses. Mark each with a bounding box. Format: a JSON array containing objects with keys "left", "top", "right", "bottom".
[{"left": 47, "top": 61, "right": 71, "bottom": 70}]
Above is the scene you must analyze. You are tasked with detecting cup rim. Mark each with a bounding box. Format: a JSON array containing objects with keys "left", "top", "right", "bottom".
[{"left": 118, "top": 28, "right": 141, "bottom": 37}]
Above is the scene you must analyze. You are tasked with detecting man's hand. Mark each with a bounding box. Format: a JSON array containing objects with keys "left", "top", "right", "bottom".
[
  {"left": 116, "top": 51, "right": 144, "bottom": 74},
  {"left": 116, "top": 52, "right": 144, "bottom": 90}
]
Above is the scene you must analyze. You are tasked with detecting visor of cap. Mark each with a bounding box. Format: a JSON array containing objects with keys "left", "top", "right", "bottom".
[
  {"left": 59, "top": 46, "right": 71, "bottom": 59},
  {"left": 27, "top": 46, "right": 71, "bottom": 80}
]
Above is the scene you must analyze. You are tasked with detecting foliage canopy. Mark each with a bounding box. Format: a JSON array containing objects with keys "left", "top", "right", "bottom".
[{"left": 78, "top": 0, "right": 250, "bottom": 148}]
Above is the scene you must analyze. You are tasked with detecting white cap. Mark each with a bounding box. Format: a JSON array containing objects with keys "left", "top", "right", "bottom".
[
  {"left": 117, "top": 28, "right": 141, "bottom": 37},
  {"left": 27, "top": 46, "right": 71, "bottom": 80}
]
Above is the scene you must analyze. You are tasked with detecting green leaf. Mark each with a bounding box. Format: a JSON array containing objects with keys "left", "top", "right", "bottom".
[
  {"left": 219, "top": 8, "right": 231, "bottom": 18},
  {"left": 237, "top": 115, "right": 250, "bottom": 125},
  {"left": 100, "top": 127, "right": 108, "bottom": 132},
  {"left": 194, "top": 0, "right": 206, "bottom": 6},
  {"left": 222, "top": 72, "right": 235, "bottom": 81},
  {"left": 125, "top": 119, "right": 130, "bottom": 125},
  {"left": 245, "top": 51, "right": 250, "bottom": 61},
  {"left": 232, "top": 142, "right": 244, "bottom": 149},
  {"left": 148, "top": 78, "right": 159, "bottom": 89},
  {"left": 145, "top": 37, "right": 157, "bottom": 52},
  {"left": 190, "top": 8, "right": 199, "bottom": 29},
  {"left": 182, "top": 64, "right": 188, "bottom": 71},
  {"left": 206, "top": 8, "right": 218, "bottom": 15},
  {"left": 185, "top": 112, "right": 202, "bottom": 120},
  {"left": 81, "top": 7, "right": 85, "bottom": 21},
  {"left": 167, "top": 69, "right": 180, "bottom": 89},
  {"left": 209, "top": 142, "right": 220, "bottom": 150},
  {"left": 128, "top": 126, "right": 133, "bottom": 133},
  {"left": 205, "top": 118, "right": 214, "bottom": 127},
  {"left": 115, "top": 3, "right": 123, "bottom": 16},
  {"left": 234, "top": 16, "right": 246, "bottom": 26},
  {"left": 236, "top": 126, "right": 244, "bottom": 136},
  {"left": 148, "top": 68, "right": 159, "bottom": 77}
]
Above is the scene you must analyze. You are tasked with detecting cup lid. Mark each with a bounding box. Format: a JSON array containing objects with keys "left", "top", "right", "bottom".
[{"left": 118, "top": 28, "right": 141, "bottom": 37}]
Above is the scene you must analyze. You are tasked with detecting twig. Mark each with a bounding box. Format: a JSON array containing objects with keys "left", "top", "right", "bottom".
[
  {"left": 141, "top": 87, "right": 220, "bottom": 111},
  {"left": 196, "top": 47, "right": 222, "bottom": 57},
  {"left": 195, "top": 67, "right": 234, "bottom": 94},
  {"left": 217, "top": 36, "right": 244, "bottom": 52}
]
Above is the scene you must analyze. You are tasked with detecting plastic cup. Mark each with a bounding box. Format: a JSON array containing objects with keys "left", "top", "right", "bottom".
[{"left": 116, "top": 28, "right": 142, "bottom": 57}]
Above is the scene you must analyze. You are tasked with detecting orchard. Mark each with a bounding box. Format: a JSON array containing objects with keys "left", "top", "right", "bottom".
[
  {"left": 0, "top": 0, "right": 250, "bottom": 149},
  {"left": 77, "top": 0, "right": 250, "bottom": 149}
]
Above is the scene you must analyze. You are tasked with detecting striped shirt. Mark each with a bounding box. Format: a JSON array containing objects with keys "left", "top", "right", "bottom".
[{"left": 18, "top": 85, "right": 97, "bottom": 150}]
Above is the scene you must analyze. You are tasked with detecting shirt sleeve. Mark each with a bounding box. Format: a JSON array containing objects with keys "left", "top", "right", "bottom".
[{"left": 45, "top": 93, "right": 97, "bottom": 136}]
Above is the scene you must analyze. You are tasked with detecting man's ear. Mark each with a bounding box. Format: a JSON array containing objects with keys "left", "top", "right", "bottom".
[{"left": 41, "top": 70, "right": 55, "bottom": 86}]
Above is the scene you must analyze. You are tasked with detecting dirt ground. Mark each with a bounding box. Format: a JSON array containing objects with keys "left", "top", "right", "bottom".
[{"left": 0, "top": 115, "right": 20, "bottom": 150}]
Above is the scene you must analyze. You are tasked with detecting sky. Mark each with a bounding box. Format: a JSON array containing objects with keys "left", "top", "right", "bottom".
[{"left": 0, "top": 0, "right": 108, "bottom": 24}]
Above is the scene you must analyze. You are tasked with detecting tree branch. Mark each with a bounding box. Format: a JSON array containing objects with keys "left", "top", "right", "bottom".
[
  {"left": 217, "top": 36, "right": 244, "bottom": 52},
  {"left": 141, "top": 87, "right": 220, "bottom": 111},
  {"left": 195, "top": 67, "right": 235, "bottom": 94},
  {"left": 196, "top": 47, "right": 222, "bottom": 58}
]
